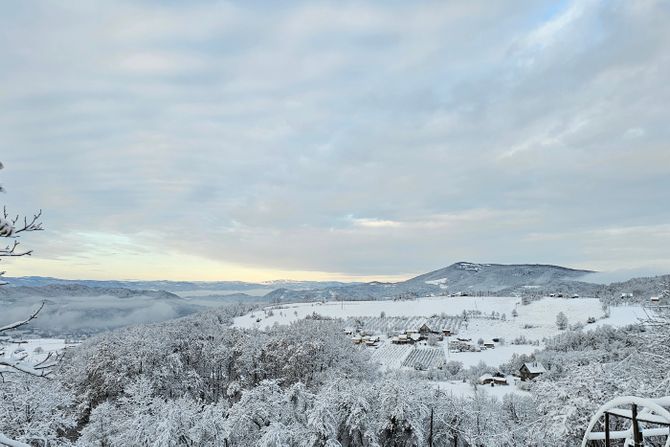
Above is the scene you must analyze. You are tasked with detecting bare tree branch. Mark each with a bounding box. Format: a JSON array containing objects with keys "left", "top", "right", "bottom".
[
  {"left": 0, "top": 162, "right": 51, "bottom": 447},
  {"left": 0, "top": 240, "right": 33, "bottom": 258},
  {"left": 0, "top": 302, "right": 45, "bottom": 333},
  {"left": 0, "top": 432, "right": 31, "bottom": 447}
]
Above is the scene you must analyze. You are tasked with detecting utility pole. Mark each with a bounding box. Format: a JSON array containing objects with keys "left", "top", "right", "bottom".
[{"left": 429, "top": 406, "right": 434, "bottom": 447}]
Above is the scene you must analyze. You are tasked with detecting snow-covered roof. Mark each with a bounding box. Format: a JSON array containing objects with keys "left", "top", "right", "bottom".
[{"left": 523, "top": 362, "right": 546, "bottom": 374}]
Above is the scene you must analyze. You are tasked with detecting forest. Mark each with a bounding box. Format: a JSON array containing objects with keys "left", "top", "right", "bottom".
[{"left": 2, "top": 300, "right": 669, "bottom": 446}]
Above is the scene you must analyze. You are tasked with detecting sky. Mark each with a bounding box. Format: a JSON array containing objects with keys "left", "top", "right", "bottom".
[{"left": 1, "top": 0, "right": 669, "bottom": 282}]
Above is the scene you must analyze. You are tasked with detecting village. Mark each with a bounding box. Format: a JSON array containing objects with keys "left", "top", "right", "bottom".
[
  {"left": 234, "top": 293, "right": 648, "bottom": 396},
  {"left": 344, "top": 318, "right": 547, "bottom": 386}
]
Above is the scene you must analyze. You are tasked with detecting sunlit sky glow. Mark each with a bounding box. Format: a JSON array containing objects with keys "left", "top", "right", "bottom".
[{"left": 1, "top": 0, "right": 669, "bottom": 282}]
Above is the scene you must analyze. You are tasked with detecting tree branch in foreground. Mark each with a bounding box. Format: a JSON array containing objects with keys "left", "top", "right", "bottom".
[{"left": 0, "top": 302, "right": 45, "bottom": 334}]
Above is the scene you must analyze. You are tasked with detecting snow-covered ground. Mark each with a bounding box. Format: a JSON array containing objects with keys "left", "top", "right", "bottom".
[
  {"left": 234, "top": 296, "right": 523, "bottom": 329},
  {"left": 433, "top": 379, "right": 531, "bottom": 400},
  {"left": 445, "top": 344, "right": 539, "bottom": 368},
  {"left": 234, "top": 296, "right": 647, "bottom": 370},
  {"left": 0, "top": 338, "right": 76, "bottom": 366}
]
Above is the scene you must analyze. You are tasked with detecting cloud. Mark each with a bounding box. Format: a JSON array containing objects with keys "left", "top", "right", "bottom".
[{"left": 0, "top": 0, "right": 669, "bottom": 280}]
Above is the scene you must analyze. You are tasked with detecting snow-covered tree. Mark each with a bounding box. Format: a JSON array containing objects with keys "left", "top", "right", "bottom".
[
  {"left": 0, "top": 162, "right": 43, "bottom": 286},
  {"left": 555, "top": 312, "right": 568, "bottom": 330},
  {"left": 0, "top": 162, "right": 56, "bottom": 447}
]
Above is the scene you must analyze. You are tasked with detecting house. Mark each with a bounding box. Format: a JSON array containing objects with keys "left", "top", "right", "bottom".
[
  {"left": 418, "top": 323, "right": 433, "bottom": 335},
  {"left": 651, "top": 296, "right": 660, "bottom": 303},
  {"left": 478, "top": 373, "right": 494, "bottom": 385},
  {"left": 365, "top": 336, "right": 380, "bottom": 347},
  {"left": 620, "top": 292, "right": 634, "bottom": 299},
  {"left": 479, "top": 372, "right": 509, "bottom": 386},
  {"left": 571, "top": 294, "right": 580, "bottom": 299},
  {"left": 483, "top": 341, "right": 495, "bottom": 349},
  {"left": 519, "top": 362, "right": 546, "bottom": 381},
  {"left": 391, "top": 334, "right": 412, "bottom": 345},
  {"left": 494, "top": 376, "right": 509, "bottom": 386},
  {"left": 442, "top": 328, "right": 453, "bottom": 336}
]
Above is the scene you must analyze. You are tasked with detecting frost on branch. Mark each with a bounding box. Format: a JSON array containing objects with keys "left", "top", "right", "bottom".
[
  {"left": 0, "top": 162, "right": 43, "bottom": 287},
  {"left": 0, "top": 162, "right": 54, "bottom": 447}
]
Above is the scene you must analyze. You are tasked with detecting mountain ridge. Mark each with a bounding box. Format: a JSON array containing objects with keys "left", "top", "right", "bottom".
[{"left": 3, "top": 262, "right": 666, "bottom": 304}]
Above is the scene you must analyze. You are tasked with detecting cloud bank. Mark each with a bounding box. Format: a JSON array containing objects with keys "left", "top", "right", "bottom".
[{"left": 1, "top": 0, "right": 669, "bottom": 280}]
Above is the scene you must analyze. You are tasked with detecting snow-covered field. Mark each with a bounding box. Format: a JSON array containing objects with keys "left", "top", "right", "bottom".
[
  {"left": 235, "top": 296, "right": 518, "bottom": 329},
  {"left": 0, "top": 338, "right": 76, "bottom": 373},
  {"left": 433, "top": 379, "right": 531, "bottom": 400},
  {"left": 234, "top": 296, "right": 647, "bottom": 370}
]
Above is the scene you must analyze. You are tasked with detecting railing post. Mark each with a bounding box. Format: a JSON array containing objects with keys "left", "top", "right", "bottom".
[
  {"left": 605, "top": 412, "right": 610, "bottom": 447},
  {"left": 631, "top": 404, "right": 642, "bottom": 447}
]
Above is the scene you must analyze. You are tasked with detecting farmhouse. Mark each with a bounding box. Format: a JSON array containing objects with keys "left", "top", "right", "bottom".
[
  {"left": 651, "top": 296, "right": 660, "bottom": 303},
  {"left": 418, "top": 323, "right": 434, "bottom": 335},
  {"left": 519, "top": 362, "right": 546, "bottom": 381},
  {"left": 478, "top": 373, "right": 509, "bottom": 386},
  {"left": 364, "top": 336, "right": 380, "bottom": 347},
  {"left": 494, "top": 376, "right": 509, "bottom": 386},
  {"left": 391, "top": 334, "right": 412, "bottom": 345},
  {"left": 478, "top": 373, "right": 494, "bottom": 385},
  {"left": 483, "top": 341, "right": 495, "bottom": 349}
]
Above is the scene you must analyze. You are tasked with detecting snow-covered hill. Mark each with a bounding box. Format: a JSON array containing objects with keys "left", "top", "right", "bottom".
[{"left": 264, "top": 262, "right": 602, "bottom": 302}]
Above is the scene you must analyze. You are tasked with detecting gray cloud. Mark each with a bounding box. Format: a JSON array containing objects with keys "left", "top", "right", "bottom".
[{"left": 1, "top": 0, "right": 669, "bottom": 279}]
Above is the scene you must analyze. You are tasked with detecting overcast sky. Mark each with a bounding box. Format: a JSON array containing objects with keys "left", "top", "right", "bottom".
[{"left": 1, "top": 0, "right": 669, "bottom": 282}]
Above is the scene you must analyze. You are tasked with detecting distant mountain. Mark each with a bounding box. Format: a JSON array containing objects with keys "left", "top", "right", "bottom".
[
  {"left": 0, "top": 283, "right": 181, "bottom": 300},
  {"left": 4, "top": 263, "right": 666, "bottom": 305},
  {"left": 406, "top": 262, "right": 594, "bottom": 292},
  {"left": 265, "top": 262, "right": 599, "bottom": 302},
  {"left": 1, "top": 276, "right": 359, "bottom": 295}
]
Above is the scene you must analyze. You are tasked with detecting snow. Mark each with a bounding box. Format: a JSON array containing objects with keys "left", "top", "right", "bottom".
[
  {"left": 446, "top": 344, "right": 539, "bottom": 368},
  {"left": 591, "top": 305, "right": 648, "bottom": 328},
  {"left": 523, "top": 362, "right": 547, "bottom": 374},
  {"left": 433, "top": 379, "right": 531, "bottom": 400},
  {"left": 235, "top": 296, "right": 523, "bottom": 329},
  {"left": 0, "top": 338, "right": 73, "bottom": 364},
  {"left": 425, "top": 278, "right": 448, "bottom": 289},
  {"left": 234, "top": 296, "right": 646, "bottom": 370}
]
